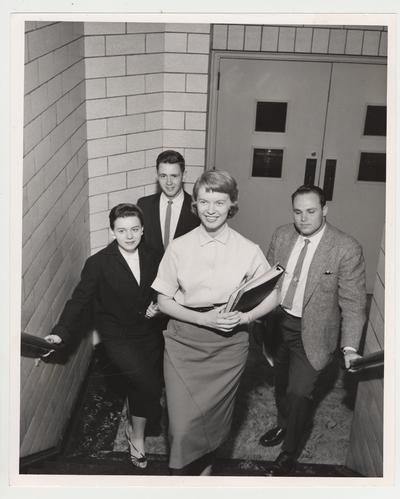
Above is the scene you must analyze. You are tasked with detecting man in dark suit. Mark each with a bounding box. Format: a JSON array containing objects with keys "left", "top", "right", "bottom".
[
  {"left": 137, "top": 150, "right": 200, "bottom": 253},
  {"left": 259, "top": 185, "right": 366, "bottom": 476}
]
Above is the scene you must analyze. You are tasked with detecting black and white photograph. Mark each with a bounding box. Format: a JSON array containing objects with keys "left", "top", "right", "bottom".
[{"left": 2, "top": 1, "right": 399, "bottom": 497}]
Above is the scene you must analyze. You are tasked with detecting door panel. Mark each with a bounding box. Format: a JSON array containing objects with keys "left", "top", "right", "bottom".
[
  {"left": 320, "top": 63, "right": 386, "bottom": 290},
  {"left": 213, "top": 57, "right": 386, "bottom": 292},
  {"left": 215, "top": 58, "right": 332, "bottom": 249}
]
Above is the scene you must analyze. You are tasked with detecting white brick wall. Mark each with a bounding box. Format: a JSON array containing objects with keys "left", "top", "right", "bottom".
[
  {"left": 163, "top": 53, "right": 209, "bottom": 73},
  {"left": 362, "top": 30, "right": 381, "bottom": 56},
  {"left": 186, "top": 74, "right": 208, "bottom": 93},
  {"left": 106, "top": 75, "right": 145, "bottom": 97},
  {"left": 213, "top": 24, "right": 228, "bottom": 50},
  {"left": 145, "top": 73, "right": 165, "bottom": 92},
  {"left": 227, "top": 25, "right": 245, "bottom": 50},
  {"left": 127, "top": 130, "right": 163, "bottom": 152},
  {"left": 87, "top": 135, "right": 127, "bottom": 159},
  {"left": 188, "top": 34, "right": 210, "bottom": 54},
  {"left": 295, "top": 27, "right": 313, "bottom": 53},
  {"left": 85, "top": 56, "right": 125, "bottom": 78},
  {"left": 244, "top": 26, "right": 262, "bottom": 51},
  {"left": 127, "top": 93, "right": 164, "bottom": 114},
  {"left": 108, "top": 151, "right": 145, "bottom": 174},
  {"left": 84, "top": 22, "right": 211, "bottom": 253},
  {"left": 212, "top": 24, "right": 387, "bottom": 57},
  {"left": 21, "top": 22, "right": 91, "bottom": 458},
  {"left": 89, "top": 172, "right": 126, "bottom": 195},
  {"left": 86, "top": 96, "right": 126, "bottom": 119},
  {"left": 86, "top": 23, "right": 387, "bottom": 255},
  {"left": 85, "top": 78, "right": 106, "bottom": 98},
  {"left": 185, "top": 112, "right": 206, "bottom": 130},
  {"left": 312, "top": 28, "right": 330, "bottom": 53},
  {"left": 164, "top": 32, "right": 187, "bottom": 52},
  {"left": 346, "top": 230, "right": 385, "bottom": 476},
  {"left": 278, "top": 26, "right": 296, "bottom": 52},
  {"left": 163, "top": 111, "right": 184, "bottom": 129},
  {"left": 106, "top": 34, "right": 145, "bottom": 55}
]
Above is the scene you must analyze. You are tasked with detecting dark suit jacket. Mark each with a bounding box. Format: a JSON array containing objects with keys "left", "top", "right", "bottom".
[
  {"left": 266, "top": 222, "right": 367, "bottom": 370},
  {"left": 137, "top": 191, "right": 200, "bottom": 253},
  {"left": 52, "top": 240, "right": 163, "bottom": 344}
]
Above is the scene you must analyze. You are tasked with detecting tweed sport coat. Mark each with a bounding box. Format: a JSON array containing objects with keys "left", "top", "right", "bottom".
[
  {"left": 137, "top": 191, "right": 200, "bottom": 254},
  {"left": 266, "top": 222, "right": 367, "bottom": 371}
]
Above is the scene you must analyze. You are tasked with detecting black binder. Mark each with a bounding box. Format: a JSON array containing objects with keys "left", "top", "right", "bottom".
[{"left": 225, "top": 264, "right": 285, "bottom": 313}]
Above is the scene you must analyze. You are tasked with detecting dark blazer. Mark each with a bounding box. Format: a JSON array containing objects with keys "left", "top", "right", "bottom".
[
  {"left": 52, "top": 240, "right": 163, "bottom": 344},
  {"left": 266, "top": 222, "right": 367, "bottom": 370},
  {"left": 137, "top": 191, "right": 200, "bottom": 253}
]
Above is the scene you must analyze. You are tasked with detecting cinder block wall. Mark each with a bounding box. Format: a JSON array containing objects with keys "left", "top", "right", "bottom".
[
  {"left": 85, "top": 23, "right": 387, "bottom": 255},
  {"left": 85, "top": 23, "right": 210, "bottom": 254},
  {"left": 346, "top": 231, "right": 385, "bottom": 476},
  {"left": 21, "top": 21, "right": 91, "bottom": 457},
  {"left": 212, "top": 24, "right": 387, "bottom": 56}
]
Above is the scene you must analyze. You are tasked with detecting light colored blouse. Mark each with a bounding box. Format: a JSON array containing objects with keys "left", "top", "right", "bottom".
[
  {"left": 152, "top": 224, "right": 270, "bottom": 307},
  {"left": 119, "top": 247, "right": 140, "bottom": 285}
]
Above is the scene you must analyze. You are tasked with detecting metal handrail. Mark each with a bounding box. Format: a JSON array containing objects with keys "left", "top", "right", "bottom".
[
  {"left": 21, "top": 332, "right": 63, "bottom": 358},
  {"left": 349, "top": 350, "right": 384, "bottom": 371}
]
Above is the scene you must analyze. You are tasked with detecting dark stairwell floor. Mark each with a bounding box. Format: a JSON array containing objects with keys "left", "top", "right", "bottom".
[{"left": 22, "top": 334, "right": 363, "bottom": 477}]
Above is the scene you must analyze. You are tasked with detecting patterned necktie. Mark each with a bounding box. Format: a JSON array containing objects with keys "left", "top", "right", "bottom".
[
  {"left": 281, "top": 238, "right": 311, "bottom": 310},
  {"left": 163, "top": 200, "right": 173, "bottom": 249}
]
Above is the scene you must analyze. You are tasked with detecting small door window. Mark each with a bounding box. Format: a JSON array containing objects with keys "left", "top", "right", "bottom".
[
  {"left": 357, "top": 152, "right": 386, "bottom": 182},
  {"left": 363, "top": 105, "right": 386, "bottom": 136},
  {"left": 251, "top": 148, "right": 283, "bottom": 178},
  {"left": 255, "top": 102, "right": 287, "bottom": 132}
]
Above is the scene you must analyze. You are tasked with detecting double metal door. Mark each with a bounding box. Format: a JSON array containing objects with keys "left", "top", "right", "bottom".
[{"left": 212, "top": 56, "right": 386, "bottom": 291}]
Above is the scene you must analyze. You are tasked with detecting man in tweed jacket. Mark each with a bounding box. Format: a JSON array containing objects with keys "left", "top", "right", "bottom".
[{"left": 260, "top": 185, "right": 366, "bottom": 476}]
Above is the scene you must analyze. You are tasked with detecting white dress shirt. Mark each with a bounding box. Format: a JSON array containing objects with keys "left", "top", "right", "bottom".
[
  {"left": 152, "top": 224, "right": 270, "bottom": 307},
  {"left": 280, "top": 224, "right": 326, "bottom": 317},
  {"left": 159, "top": 190, "right": 185, "bottom": 247},
  {"left": 119, "top": 247, "right": 140, "bottom": 285}
]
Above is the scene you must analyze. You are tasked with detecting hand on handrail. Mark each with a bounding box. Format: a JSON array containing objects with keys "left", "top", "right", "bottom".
[{"left": 41, "top": 334, "right": 63, "bottom": 357}]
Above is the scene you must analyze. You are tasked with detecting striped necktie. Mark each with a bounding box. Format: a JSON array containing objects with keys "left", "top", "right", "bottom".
[
  {"left": 281, "top": 238, "right": 310, "bottom": 310},
  {"left": 163, "top": 200, "right": 173, "bottom": 249}
]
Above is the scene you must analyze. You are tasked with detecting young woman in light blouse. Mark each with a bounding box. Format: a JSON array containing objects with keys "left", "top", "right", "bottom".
[{"left": 152, "top": 170, "right": 280, "bottom": 475}]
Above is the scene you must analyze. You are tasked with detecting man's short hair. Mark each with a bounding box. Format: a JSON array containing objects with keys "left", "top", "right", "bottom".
[
  {"left": 109, "top": 203, "right": 144, "bottom": 230},
  {"left": 291, "top": 185, "right": 326, "bottom": 207},
  {"left": 156, "top": 150, "right": 185, "bottom": 173}
]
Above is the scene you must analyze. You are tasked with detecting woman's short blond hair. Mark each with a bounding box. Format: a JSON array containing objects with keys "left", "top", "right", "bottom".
[{"left": 191, "top": 170, "right": 239, "bottom": 218}]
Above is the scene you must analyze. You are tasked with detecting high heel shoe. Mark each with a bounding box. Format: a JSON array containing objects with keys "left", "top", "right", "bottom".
[{"left": 125, "top": 427, "right": 147, "bottom": 469}]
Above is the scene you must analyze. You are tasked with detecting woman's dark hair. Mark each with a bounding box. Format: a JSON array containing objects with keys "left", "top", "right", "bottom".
[
  {"left": 291, "top": 185, "right": 326, "bottom": 207},
  {"left": 109, "top": 203, "right": 144, "bottom": 230},
  {"left": 191, "top": 170, "right": 239, "bottom": 218}
]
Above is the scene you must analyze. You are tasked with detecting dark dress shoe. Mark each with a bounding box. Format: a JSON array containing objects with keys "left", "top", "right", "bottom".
[
  {"left": 265, "top": 451, "right": 296, "bottom": 476},
  {"left": 259, "top": 426, "right": 286, "bottom": 447}
]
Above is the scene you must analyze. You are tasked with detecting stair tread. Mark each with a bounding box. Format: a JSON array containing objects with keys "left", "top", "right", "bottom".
[{"left": 24, "top": 451, "right": 361, "bottom": 477}]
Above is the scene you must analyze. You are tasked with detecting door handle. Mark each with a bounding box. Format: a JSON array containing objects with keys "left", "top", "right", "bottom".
[
  {"left": 304, "top": 158, "right": 317, "bottom": 185},
  {"left": 323, "top": 159, "right": 337, "bottom": 201}
]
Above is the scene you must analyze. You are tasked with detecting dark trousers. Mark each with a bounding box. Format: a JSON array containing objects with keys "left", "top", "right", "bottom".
[
  {"left": 273, "top": 309, "right": 321, "bottom": 455},
  {"left": 101, "top": 331, "right": 163, "bottom": 423}
]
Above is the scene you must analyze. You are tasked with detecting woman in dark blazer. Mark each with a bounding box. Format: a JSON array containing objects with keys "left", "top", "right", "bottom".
[{"left": 46, "top": 203, "right": 163, "bottom": 469}]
